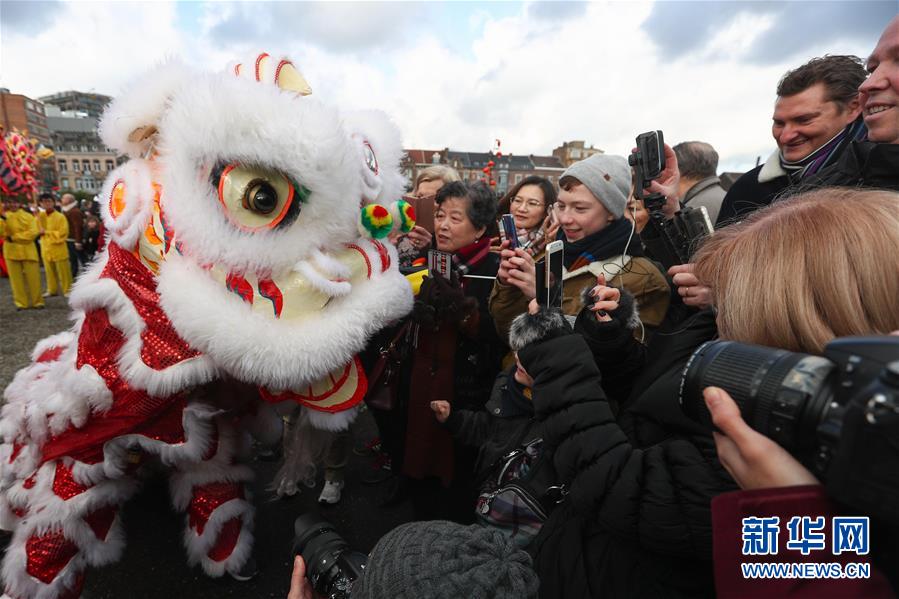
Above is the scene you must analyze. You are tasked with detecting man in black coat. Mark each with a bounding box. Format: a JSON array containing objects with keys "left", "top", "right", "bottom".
[{"left": 716, "top": 55, "right": 867, "bottom": 226}]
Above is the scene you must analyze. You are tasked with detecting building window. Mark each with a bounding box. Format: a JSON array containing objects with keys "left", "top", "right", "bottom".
[
  {"left": 73, "top": 161, "right": 80, "bottom": 172},
  {"left": 570, "top": 149, "right": 581, "bottom": 159},
  {"left": 93, "top": 160, "right": 100, "bottom": 171},
  {"left": 75, "top": 178, "right": 81, "bottom": 188},
  {"left": 105, "top": 160, "right": 114, "bottom": 171},
  {"left": 58, "top": 160, "right": 67, "bottom": 173},
  {"left": 82, "top": 160, "right": 90, "bottom": 172},
  {"left": 514, "top": 174, "right": 522, "bottom": 184},
  {"left": 61, "top": 178, "right": 69, "bottom": 188}
]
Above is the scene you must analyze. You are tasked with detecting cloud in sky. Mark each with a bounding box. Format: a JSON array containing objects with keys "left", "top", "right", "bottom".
[
  {"left": 0, "top": 1, "right": 891, "bottom": 172},
  {"left": 642, "top": 1, "right": 895, "bottom": 64},
  {"left": 204, "top": 2, "right": 425, "bottom": 53},
  {"left": 0, "top": 1, "right": 62, "bottom": 36}
]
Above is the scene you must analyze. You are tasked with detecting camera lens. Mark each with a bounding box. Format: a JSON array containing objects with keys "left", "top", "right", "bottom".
[
  {"left": 680, "top": 340, "right": 836, "bottom": 455},
  {"left": 293, "top": 515, "right": 366, "bottom": 599}
]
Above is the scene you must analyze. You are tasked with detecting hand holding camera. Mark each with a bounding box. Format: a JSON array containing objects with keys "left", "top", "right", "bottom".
[
  {"left": 669, "top": 263, "right": 713, "bottom": 309},
  {"left": 632, "top": 142, "right": 682, "bottom": 217},
  {"left": 703, "top": 386, "right": 820, "bottom": 490}
]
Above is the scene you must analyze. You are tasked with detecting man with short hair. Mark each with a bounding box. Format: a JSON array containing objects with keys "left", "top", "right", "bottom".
[
  {"left": 672, "top": 141, "right": 725, "bottom": 224},
  {"left": 60, "top": 193, "right": 84, "bottom": 278},
  {"left": 805, "top": 16, "right": 899, "bottom": 189},
  {"left": 716, "top": 55, "right": 867, "bottom": 225}
]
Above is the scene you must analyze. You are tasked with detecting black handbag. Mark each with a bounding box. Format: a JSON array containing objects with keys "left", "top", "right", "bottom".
[
  {"left": 365, "top": 321, "right": 411, "bottom": 411},
  {"left": 475, "top": 437, "right": 567, "bottom": 547}
]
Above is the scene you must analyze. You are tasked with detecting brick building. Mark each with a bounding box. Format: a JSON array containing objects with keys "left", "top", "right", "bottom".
[
  {"left": 552, "top": 140, "right": 604, "bottom": 167},
  {"left": 0, "top": 89, "right": 56, "bottom": 192},
  {"left": 402, "top": 148, "right": 566, "bottom": 195}
]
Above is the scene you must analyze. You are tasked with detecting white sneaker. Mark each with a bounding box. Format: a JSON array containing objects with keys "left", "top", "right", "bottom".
[{"left": 318, "top": 480, "right": 344, "bottom": 504}]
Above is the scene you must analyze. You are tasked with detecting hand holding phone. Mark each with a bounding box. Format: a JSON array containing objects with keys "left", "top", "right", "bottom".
[
  {"left": 536, "top": 240, "right": 564, "bottom": 308},
  {"left": 499, "top": 214, "right": 519, "bottom": 249}
]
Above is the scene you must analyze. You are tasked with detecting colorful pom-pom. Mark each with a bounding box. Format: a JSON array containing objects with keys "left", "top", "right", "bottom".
[
  {"left": 359, "top": 203, "right": 393, "bottom": 239},
  {"left": 391, "top": 199, "right": 416, "bottom": 233}
]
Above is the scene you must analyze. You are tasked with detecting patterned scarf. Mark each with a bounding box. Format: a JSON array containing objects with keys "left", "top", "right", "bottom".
[{"left": 780, "top": 117, "right": 867, "bottom": 182}]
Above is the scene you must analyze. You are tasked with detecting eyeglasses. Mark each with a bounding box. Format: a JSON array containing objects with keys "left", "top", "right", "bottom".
[{"left": 510, "top": 197, "right": 545, "bottom": 209}]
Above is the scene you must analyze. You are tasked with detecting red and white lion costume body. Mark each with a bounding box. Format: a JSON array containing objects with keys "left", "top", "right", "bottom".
[{"left": 0, "top": 54, "right": 413, "bottom": 599}]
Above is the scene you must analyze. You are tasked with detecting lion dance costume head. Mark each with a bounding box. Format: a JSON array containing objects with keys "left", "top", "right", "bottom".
[{"left": 0, "top": 53, "right": 414, "bottom": 599}]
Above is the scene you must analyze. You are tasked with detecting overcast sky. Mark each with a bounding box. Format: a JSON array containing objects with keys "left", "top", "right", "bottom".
[{"left": 1, "top": 1, "right": 894, "bottom": 172}]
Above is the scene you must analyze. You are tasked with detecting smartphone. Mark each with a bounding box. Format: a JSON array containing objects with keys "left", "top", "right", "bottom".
[
  {"left": 536, "top": 240, "right": 564, "bottom": 308},
  {"left": 428, "top": 249, "right": 453, "bottom": 280},
  {"left": 499, "top": 213, "right": 519, "bottom": 249}
]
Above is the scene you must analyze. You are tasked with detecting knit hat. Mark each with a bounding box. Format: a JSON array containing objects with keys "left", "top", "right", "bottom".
[
  {"left": 508, "top": 307, "right": 572, "bottom": 352},
  {"left": 560, "top": 154, "right": 631, "bottom": 218},
  {"left": 355, "top": 520, "right": 539, "bottom": 599}
]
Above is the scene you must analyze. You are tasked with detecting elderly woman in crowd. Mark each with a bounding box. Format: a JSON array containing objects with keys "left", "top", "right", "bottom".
[
  {"left": 517, "top": 187, "right": 899, "bottom": 598},
  {"left": 395, "top": 180, "right": 503, "bottom": 522},
  {"left": 391, "top": 164, "right": 461, "bottom": 268}
]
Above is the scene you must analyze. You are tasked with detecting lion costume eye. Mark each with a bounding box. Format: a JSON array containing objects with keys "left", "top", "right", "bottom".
[{"left": 213, "top": 163, "right": 309, "bottom": 231}]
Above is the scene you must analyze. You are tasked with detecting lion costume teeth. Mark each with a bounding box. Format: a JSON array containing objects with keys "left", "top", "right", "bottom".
[{"left": 0, "top": 52, "right": 413, "bottom": 599}]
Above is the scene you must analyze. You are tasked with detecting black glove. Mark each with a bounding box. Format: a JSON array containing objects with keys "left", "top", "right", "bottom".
[{"left": 414, "top": 272, "right": 477, "bottom": 326}]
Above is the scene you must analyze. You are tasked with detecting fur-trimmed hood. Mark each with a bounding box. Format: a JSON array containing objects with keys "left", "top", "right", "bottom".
[{"left": 508, "top": 308, "right": 572, "bottom": 352}]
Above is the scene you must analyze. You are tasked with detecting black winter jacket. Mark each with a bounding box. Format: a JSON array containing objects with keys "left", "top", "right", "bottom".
[
  {"left": 800, "top": 141, "right": 899, "bottom": 192},
  {"left": 715, "top": 164, "right": 789, "bottom": 227},
  {"left": 444, "top": 367, "right": 541, "bottom": 482},
  {"left": 520, "top": 309, "right": 736, "bottom": 598}
]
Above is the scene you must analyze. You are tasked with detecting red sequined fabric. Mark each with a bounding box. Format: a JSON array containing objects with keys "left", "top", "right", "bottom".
[
  {"left": 101, "top": 243, "right": 201, "bottom": 370},
  {"left": 52, "top": 462, "right": 90, "bottom": 500},
  {"left": 40, "top": 308, "right": 188, "bottom": 465},
  {"left": 188, "top": 482, "right": 244, "bottom": 536},
  {"left": 25, "top": 531, "right": 78, "bottom": 584},
  {"left": 207, "top": 518, "right": 241, "bottom": 562}
]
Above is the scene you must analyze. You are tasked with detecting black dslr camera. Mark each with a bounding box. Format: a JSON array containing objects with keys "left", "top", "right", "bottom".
[
  {"left": 628, "top": 131, "right": 714, "bottom": 269},
  {"left": 293, "top": 515, "right": 367, "bottom": 599},
  {"left": 681, "top": 336, "right": 899, "bottom": 523}
]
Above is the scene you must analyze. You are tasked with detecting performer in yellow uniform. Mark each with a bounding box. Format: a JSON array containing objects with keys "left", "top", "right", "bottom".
[
  {"left": 0, "top": 198, "right": 44, "bottom": 309},
  {"left": 37, "top": 193, "right": 72, "bottom": 296}
]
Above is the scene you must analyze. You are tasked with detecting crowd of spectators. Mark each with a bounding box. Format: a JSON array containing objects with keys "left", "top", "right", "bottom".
[
  {"left": 3, "top": 14, "right": 899, "bottom": 599},
  {"left": 287, "top": 15, "right": 899, "bottom": 599}
]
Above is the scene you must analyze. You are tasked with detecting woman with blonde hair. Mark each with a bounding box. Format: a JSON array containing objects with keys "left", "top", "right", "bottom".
[
  {"left": 693, "top": 186, "right": 899, "bottom": 353},
  {"left": 522, "top": 187, "right": 899, "bottom": 598}
]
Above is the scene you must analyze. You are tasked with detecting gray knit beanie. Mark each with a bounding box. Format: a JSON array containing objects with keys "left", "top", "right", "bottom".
[
  {"left": 355, "top": 520, "right": 539, "bottom": 599},
  {"left": 560, "top": 154, "right": 631, "bottom": 218}
]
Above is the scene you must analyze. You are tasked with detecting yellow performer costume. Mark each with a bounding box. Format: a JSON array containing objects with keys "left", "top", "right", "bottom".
[
  {"left": 37, "top": 208, "right": 72, "bottom": 296},
  {"left": 1, "top": 207, "right": 44, "bottom": 309}
]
